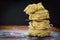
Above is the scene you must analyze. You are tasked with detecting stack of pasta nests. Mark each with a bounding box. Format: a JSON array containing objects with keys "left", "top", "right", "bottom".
[{"left": 24, "top": 2, "right": 52, "bottom": 37}]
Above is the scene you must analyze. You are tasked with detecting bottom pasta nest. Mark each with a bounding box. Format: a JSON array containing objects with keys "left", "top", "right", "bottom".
[{"left": 28, "top": 29, "right": 51, "bottom": 37}]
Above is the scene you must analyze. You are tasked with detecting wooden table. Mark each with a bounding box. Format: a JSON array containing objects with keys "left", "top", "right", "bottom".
[{"left": 0, "top": 26, "right": 60, "bottom": 40}]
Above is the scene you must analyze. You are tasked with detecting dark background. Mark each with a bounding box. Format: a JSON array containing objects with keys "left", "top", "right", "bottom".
[{"left": 0, "top": 0, "right": 60, "bottom": 27}]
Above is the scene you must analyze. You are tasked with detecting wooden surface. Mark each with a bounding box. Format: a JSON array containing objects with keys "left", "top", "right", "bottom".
[
  {"left": 0, "top": 26, "right": 28, "bottom": 30},
  {"left": 0, "top": 26, "right": 60, "bottom": 40}
]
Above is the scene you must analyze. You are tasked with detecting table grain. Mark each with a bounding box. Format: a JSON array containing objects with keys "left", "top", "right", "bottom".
[{"left": 0, "top": 26, "right": 60, "bottom": 40}]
